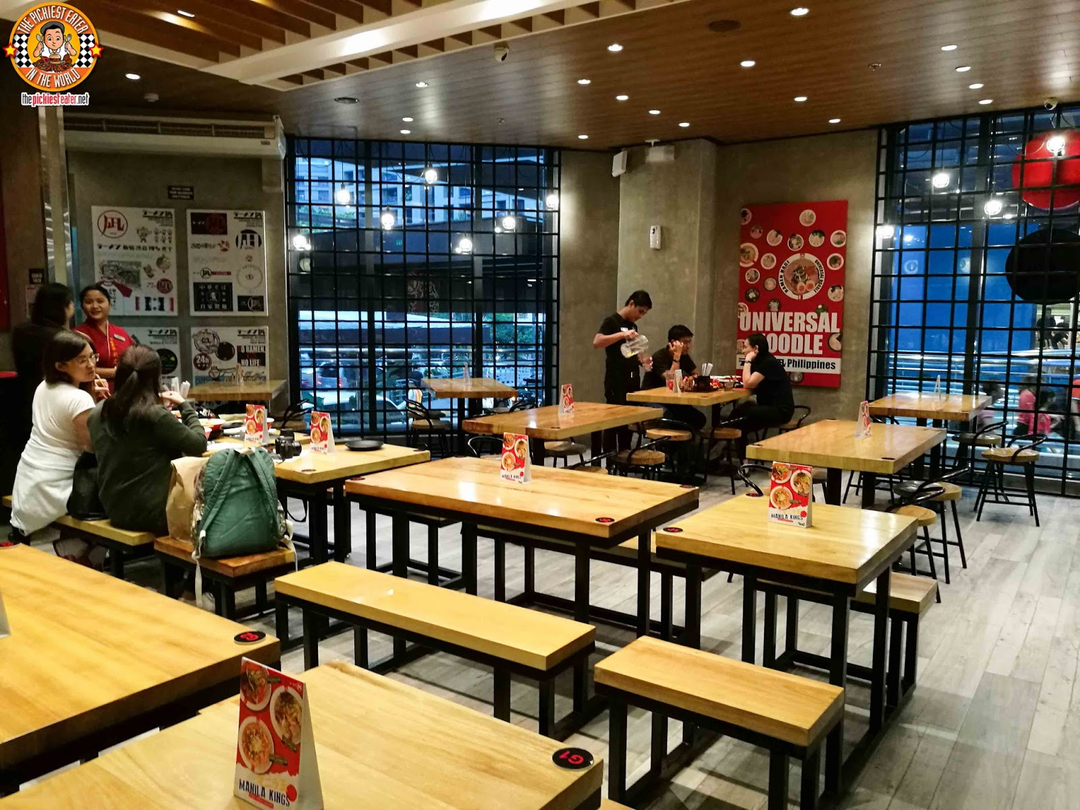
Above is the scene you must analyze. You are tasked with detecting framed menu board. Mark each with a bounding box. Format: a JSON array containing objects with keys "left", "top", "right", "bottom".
[
  {"left": 127, "top": 326, "right": 182, "bottom": 377},
  {"left": 187, "top": 210, "right": 268, "bottom": 315},
  {"left": 91, "top": 206, "right": 177, "bottom": 316},
  {"left": 737, "top": 200, "right": 847, "bottom": 388},
  {"left": 191, "top": 326, "right": 269, "bottom": 385}
]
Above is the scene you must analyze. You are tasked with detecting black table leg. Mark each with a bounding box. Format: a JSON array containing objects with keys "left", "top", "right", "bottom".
[
  {"left": 742, "top": 572, "right": 758, "bottom": 664},
  {"left": 826, "top": 468, "right": 841, "bottom": 505},
  {"left": 860, "top": 472, "right": 878, "bottom": 508},
  {"left": 685, "top": 563, "right": 702, "bottom": 649},
  {"left": 309, "top": 487, "right": 329, "bottom": 565},
  {"left": 914, "top": 417, "right": 928, "bottom": 478},
  {"left": 462, "top": 522, "right": 478, "bottom": 595},
  {"left": 332, "top": 480, "right": 350, "bottom": 562},
  {"left": 824, "top": 591, "right": 850, "bottom": 795},
  {"left": 391, "top": 511, "right": 408, "bottom": 578},
  {"left": 591, "top": 430, "right": 603, "bottom": 466},
  {"left": 869, "top": 567, "right": 891, "bottom": 733},
  {"left": 930, "top": 418, "right": 944, "bottom": 479},
  {"left": 574, "top": 542, "right": 591, "bottom": 713},
  {"left": 636, "top": 531, "right": 651, "bottom": 637}
]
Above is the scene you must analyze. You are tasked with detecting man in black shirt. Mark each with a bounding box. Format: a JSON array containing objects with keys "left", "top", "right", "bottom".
[
  {"left": 729, "top": 333, "right": 795, "bottom": 457},
  {"left": 642, "top": 324, "right": 706, "bottom": 431},
  {"left": 594, "top": 290, "right": 653, "bottom": 451}
]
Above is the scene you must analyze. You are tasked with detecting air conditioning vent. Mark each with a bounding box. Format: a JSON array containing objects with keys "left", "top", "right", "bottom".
[{"left": 64, "top": 114, "right": 285, "bottom": 159}]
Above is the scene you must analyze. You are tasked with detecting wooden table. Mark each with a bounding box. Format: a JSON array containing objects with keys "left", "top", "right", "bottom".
[
  {"left": 463, "top": 402, "right": 662, "bottom": 463},
  {"left": 627, "top": 386, "right": 750, "bottom": 427},
  {"left": 868, "top": 392, "right": 990, "bottom": 476},
  {"left": 0, "top": 661, "right": 603, "bottom": 809},
  {"left": 655, "top": 495, "right": 917, "bottom": 793},
  {"left": 423, "top": 377, "right": 519, "bottom": 450},
  {"left": 186, "top": 379, "right": 287, "bottom": 404},
  {"left": 747, "top": 419, "right": 946, "bottom": 506},
  {"left": 0, "top": 544, "right": 280, "bottom": 794}
]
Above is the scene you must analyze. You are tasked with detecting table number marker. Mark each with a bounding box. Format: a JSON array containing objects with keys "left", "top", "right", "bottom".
[
  {"left": 552, "top": 747, "right": 594, "bottom": 770},
  {"left": 234, "top": 630, "right": 266, "bottom": 644}
]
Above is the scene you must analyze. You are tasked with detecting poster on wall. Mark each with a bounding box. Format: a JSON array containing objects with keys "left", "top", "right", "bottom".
[
  {"left": 91, "top": 207, "right": 177, "bottom": 317},
  {"left": 187, "top": 210, "right": 268, "bottom": 316},
  {"left": 128, "top": 326, "right": 182, "bottom": 378},
  {"left": 736, "top": 200, "right": 847, "bottom": 388},
  {"left": 191, "top": 326, "right": 269, "bottom": 385}
]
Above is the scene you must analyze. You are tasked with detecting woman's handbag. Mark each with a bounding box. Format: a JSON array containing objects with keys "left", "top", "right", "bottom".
[{"left": 66, "top": 452, "right": 107, "bottom": 521}]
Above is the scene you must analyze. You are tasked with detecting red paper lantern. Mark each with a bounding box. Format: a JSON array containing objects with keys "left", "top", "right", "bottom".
[{"left": 1011, "top": 130, "right": 1080, "bottom": 210}]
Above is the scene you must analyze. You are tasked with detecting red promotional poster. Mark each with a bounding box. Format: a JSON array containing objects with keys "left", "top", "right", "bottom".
[{"left": 737, "top": 200, "right": 847, "bottom": 388}]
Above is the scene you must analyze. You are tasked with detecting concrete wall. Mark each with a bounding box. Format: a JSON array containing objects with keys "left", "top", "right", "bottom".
[
  {"left": 713, "top": 130, "right": 879, "bottom": 421},
  {"left": 617, "top": 140, "right": 717, "bottom": 364},
  {"left": 558, "top": 149, "right": 620, "bottom": 404},
  {"left": 66, "top": 152, "right": 288, "bottom": 401}
]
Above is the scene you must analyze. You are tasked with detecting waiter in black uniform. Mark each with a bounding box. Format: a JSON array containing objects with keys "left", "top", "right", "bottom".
[{"left": 593, "top": 290, "right": 653, "bottom": 452}]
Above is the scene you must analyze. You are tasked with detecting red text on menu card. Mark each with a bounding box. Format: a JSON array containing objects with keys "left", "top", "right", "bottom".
[
  {"left": 500, "top": 432, "right": 531, "bottom": 484},
  {"left": 309, "top": 411, "right": 334, "bottom": 454},
  {"left": 560, "top": 383, "right": 574, "bottom": 415},
  {"left": 245, "top": 404, "right": 267, "bottom": 445},
  {"left": 235, "top": 658, "right": 322, "bottom": 810},
  {"left": 767, "top": 461, "right": 814, "bottom": 528}
]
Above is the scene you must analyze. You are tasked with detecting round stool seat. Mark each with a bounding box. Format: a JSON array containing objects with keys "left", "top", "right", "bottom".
[
  {"left": 892, "top": 504, "right": 938, "bottom": 528},
  {"left": 614, "top": 449, "right": 667, "bottom": 467},
  {"left": 892, "top": 480, "right": 961, "bottom": 502},
  {"left": 572, "top": 465, "right": 608, "bottom": 474},
  {"left": 411, "top": 419, "right": 451, "bottom": 430},
  {"left": 545, "top": 440, "right": 587, "bottom": 456},
  {"left": 777, "top": 419, "right": 801, "bottom": 432},
  {"left": 701, "top": 427, "right": 742, "bottom": 440},
  {"left": 956, "top": 432, "right": 1002, "bottom": 447},
  {"left": 982, "top": 447, "right": 1039, "bottom": 464},
  {"left": 646, "top": 428, "right": 693, "bottom": 442}
]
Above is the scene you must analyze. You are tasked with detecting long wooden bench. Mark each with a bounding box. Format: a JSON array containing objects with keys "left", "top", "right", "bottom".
[
  {"left": 758, "top": 572, "right": 937, "bottom": 708},
  {"left": 595, "top": 636, "right": 843, "bottom": 810},
  {"left": 274, "top": 562, "right": 596, "bottom": 739},
  {"left": 2, "top": 495, "right": 155, "bottom": 578},
  {"left": 155, "top": 536, "right": 295, "bottom": 620}
]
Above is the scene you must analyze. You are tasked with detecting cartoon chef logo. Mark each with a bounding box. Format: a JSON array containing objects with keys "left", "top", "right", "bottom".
[{"left": 5, "top": 4, "right": 100, "bottom": 92}]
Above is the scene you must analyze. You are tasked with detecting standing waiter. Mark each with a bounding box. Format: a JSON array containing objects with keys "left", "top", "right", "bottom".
[{"left": 593, "top": 290, "right": 653, "bottom": 452}]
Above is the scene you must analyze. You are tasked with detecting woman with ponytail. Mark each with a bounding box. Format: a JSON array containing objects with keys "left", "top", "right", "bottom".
[{"left": 88, "top": 345, "right": 207, "bottom": 535}]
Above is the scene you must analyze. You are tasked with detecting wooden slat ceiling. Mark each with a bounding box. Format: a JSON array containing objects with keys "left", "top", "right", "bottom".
[{"left": 31, "top": 0, "right": 1080, "bottom": 147}]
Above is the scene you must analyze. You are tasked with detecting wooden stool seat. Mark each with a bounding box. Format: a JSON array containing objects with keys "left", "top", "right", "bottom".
[
  {"left": 700, "top": 427, "right": 742, "bottom": 440},
  {"left": 411, "top": 418, "right": 452, "bottom": 430},
  {"left": 853, "top": 572, "right": 937, "bottom": 614},
  {"left": 572, "top": 464, "right": 608, "bottom": 474},
  {"left": 646, "top": 428, "right": 693, "bottom": 442},
  {"left": 613, "top": 449, "right": 666, "bottom": 467},
  {"left": 811, "top": 467, "right": 829, "bottom": 482},
  {"left": 892, "top": 480, "right": 962, "bottom": 502},
  {"left": 982, "top": 446, "right": 1039, "bottom": 464},
  {"left": 544, "top": 440, "right": 588, "bottom": 455},
  {"left": 956, "top": 432, "right": 1002, "bottom": 447},
  {"left": 892, "top": 504, "right": 938, "bottom": 528}
]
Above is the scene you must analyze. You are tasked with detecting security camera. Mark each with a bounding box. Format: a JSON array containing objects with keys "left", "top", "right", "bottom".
[
  {"left": 493, "top": 42, "right": 509, "bottom": 62},
  {"left": 144, "top": 92, "right": 159, "bottom": 103},
  {"left": 1044, "top": 97, "right": 1059, "bottom": 110}
]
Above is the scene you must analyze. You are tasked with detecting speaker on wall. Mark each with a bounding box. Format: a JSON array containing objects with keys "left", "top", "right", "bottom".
[{"left": 612, "top": 149, "right": 628, "bottom": 177}]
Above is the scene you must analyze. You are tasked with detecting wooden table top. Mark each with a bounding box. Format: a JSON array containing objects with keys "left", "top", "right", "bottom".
[
  {"left": 627, "top": 386, "right": 752, "bottom": 407},
  {"left": 0, "top": 545, "right": 279, "bottom": 772},
  {"left": 345, "top": 456, "right": 698, "bottom": 540},
  {"left": 0, "top": 661, "right": 603, "bottom": 809},
  {"left": 463, "top": 402, "right": 662, "bottom": 441},
  {"left": 422, "top": 377, "right": 519, "bottom": 399},
  {"left": 746, "top": 419, "right": 946, "bottom": 475},
  {"left": 867, "top": 392, "right": 991, "bottom": 422},
  {"left": 186, "top": 379, "right": 287, "bottom": 402},
  {"left": 654, "top": 494, "right": 917, "bottom": 586},
  {"left": 273, "top": 443, "right": 430, "bottom": 485}
]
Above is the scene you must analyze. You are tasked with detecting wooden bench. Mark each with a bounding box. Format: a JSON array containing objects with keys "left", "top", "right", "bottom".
[
  {"left": 155, "top": 536, "right": 296, "bottom": 620},
  {"left": 758, "top": 572, "right": 937, "bottom": 709},
  {"left": 595, "top": 636, "right": 843, "bottom": 809},
  {"left": 600, "top": 801, "right": 632, "bottom": 810},
  {"left": 2, "top": 495, "right": 155, "bottom": 578},
  {"left": 274, "top": 562, "right": 596, "bottom": 739}
]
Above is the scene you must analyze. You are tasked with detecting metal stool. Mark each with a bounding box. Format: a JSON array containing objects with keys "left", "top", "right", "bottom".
[{"left": 975, "top": 437, "right": 1045, "bottom": 527}]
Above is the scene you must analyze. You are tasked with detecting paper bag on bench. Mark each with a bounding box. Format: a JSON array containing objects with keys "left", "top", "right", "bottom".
[{"left": 166, "top": 456, "right": 209, "bottom": 544}]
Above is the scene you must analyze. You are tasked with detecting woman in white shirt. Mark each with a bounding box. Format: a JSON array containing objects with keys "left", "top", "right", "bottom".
[{"left": 10, "top": 332, "right": 108, "bottom": 542}]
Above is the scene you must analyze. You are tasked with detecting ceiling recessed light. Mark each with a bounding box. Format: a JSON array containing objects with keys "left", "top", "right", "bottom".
[
  {"left": 829, "top": 118, "right": 841, "bottom": 124},
  {"left": 968, "top": 83, "right": 984, "bottom": 89},
  {"left": 502, "top": 215, "right": 517, "bottom": 230},
  {"left": 402, "top": 116, "right": 413, "bottom": 122},
  {"left": 415, "top": 81, "right": 428, "bottom": 88},
  {"left": 616, "top": 94, "right": 629, "bottom": 101},
  {"left": 649, "top": 109, "right": 661, "bottom": 115},
  {"left": 335, "top": 186, "right": 352, "bottom": 205},
  {"left": 577, "top": 78, "right": 591, "bottom": 85},
  {"left": 979, "top": 98, "right": 993, "bottom": 105},
  {"left": 789, "top": 7, "right": 809, "bottom": 16},
  {"left": 400, "top": 129, "right": 411, "bottom": 134},
  {"left": 876, "top": 224, "right": 895, "bottom": 239},
  {"left": 176, "top": 9, "right": 195, "bottom": 17},
  {"left": 955, "top": 65, "right": 971, "bottom": 72},
  {"left": 740, "top": 59, "right": 756, "bottom": 68},
  {"left": 124, "top": 73, "right": 141, "bottom": 81},
  {"left": 679, "top": 122, "right": 690, "bottom": 128},
  {"left": 607, "top": 43, "right": 623, "bottom": 52},
  {"left": 940, "top": 44, "right": 957, "bottom": 51},
  {"left": 578, "top": 134, "right": 589, "bottom": 139},
  {"left": 334, "top": 96, "right": 359, "bottom": 104},
  {"left": 794, "top": 95, "right": 808, "bottom": 102}
]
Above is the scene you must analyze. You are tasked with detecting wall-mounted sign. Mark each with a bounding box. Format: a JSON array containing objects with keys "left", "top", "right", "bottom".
[
  {"left": 168, "top": 185, "right": 195, "bottom": 201},
  {"left": 187, "top": 210, "right": 268, "bottom": 316},
  {"left": 128, "top": 326, "right": 182, "bottom": 376},
  {"left": 91, "top": 206, "right": 177, "bottom": 317},
  {"left": 737, "top": 200, "right": 847, "bottom": 388},
  {"left": 191, "top": 325, "right": 268, "bottom": 386}
]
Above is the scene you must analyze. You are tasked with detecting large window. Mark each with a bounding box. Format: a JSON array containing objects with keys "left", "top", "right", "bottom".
[
  {"left": 870, "top": 103, "right": 1080, "bottom": 492},
  {"left": 287, "top": 139, "right": 559, "bottom": 436}
]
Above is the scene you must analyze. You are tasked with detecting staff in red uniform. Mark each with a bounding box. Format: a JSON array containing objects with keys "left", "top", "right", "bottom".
[{"left": 73, "top": 284, "right": 132, "bottom": 392}]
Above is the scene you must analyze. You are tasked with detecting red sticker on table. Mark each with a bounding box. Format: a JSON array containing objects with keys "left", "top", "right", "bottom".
[
  {"left": 680, "top": 484, "right": 696, "bottom": 489},
  {"left": 663, "top": 527, "right": 683, "bottom": 533},
  {"left": 595, "top": 517, "right": 615, "bottom": 524},
  {"left": 234, "top": 631, "right": 266, "bottom": 644},
  {"left": 0, "top": 540, "right": 14, "bottom": 548},
  {"left": 552, "top": 747, "right": 594, "bottom": 770}
]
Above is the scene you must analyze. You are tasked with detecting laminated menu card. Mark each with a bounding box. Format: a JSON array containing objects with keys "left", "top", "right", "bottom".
[
  {"left": 560, "top": 383, "right": 574, "bottom": 415},
  {"left": 855, "top": 401, "right": 872, "bottom": 438},
  {"left": 0, "top": 592, "right": 9, "bottom": 639},
  {"left": 235, "top": 658, "right": 322, "bottom": 810},
  {"left": 245, "top": 404, "right": 267, "bottom": 445},
  {"left": 767, "top": 461, "right": 813, "bottom": 528},
  {"left": 500, "top": 432, "right": 531, "bottom": 484},
  {"left": 309, "top": 411, "right": 334, "bottom": 455}
]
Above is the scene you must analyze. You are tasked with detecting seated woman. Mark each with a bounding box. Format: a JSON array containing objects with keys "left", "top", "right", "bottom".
[
  {"left": 729, "top": 333, "right": 795, "bottom": 457},
  {"left": 10, "top": 331, "right": 109, "bottom": 546},
  {"left": 89, "top": 345, "right": 207, "bottom": 537}
]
